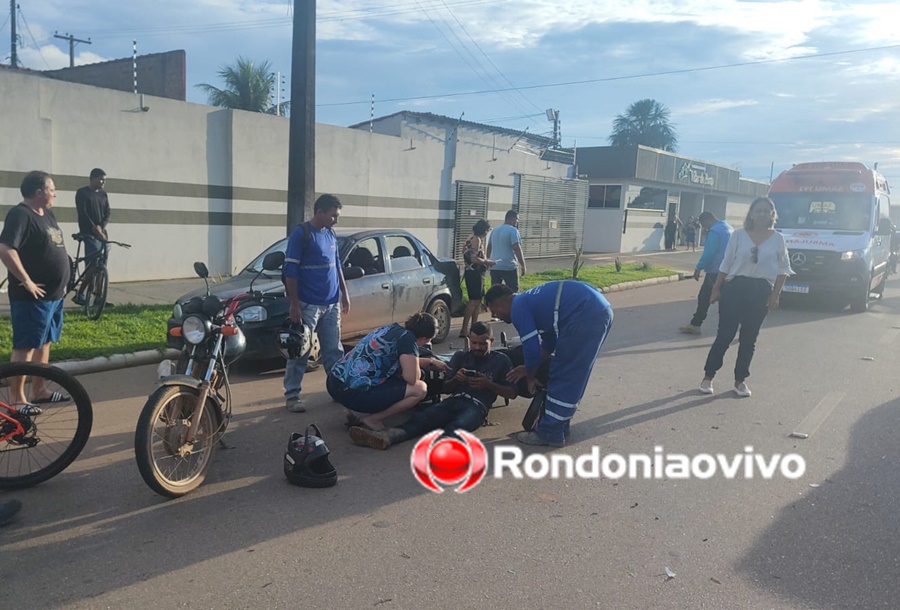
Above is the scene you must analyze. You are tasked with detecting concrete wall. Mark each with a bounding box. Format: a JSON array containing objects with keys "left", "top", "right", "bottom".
[
  {"left": 0, "top": 69, "right": 573, "bottom": 282},
  {"left": 43, "top": 51, "right": 187, "bottom": 101},
  {"left": 583, "top": 209, "right": 625, "bottom": 252}
]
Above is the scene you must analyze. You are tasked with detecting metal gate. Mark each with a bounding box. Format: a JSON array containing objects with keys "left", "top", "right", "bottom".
[
  {"left": 515, "top": 175, "right": 588, "bottom": 258},
  {"left": 454, "top": 182, "right": 489, "bottom": 260}
]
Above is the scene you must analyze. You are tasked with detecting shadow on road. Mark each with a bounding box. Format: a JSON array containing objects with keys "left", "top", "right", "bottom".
[{"left": 735, "top": 396, "right": 900, "bottom": 608}]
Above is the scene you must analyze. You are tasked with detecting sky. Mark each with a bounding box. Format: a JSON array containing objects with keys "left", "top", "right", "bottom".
[{"left": 4, "top": 0, "right": 900, "bottom": 185}]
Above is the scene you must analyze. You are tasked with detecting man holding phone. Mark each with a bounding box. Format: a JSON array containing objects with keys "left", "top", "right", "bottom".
[{"left": 348, "top": 322, "right": 517, "bottom": 450}]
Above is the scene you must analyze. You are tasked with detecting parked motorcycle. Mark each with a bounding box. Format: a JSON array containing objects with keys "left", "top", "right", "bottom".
[{"left": 134, "top": 251, "right": 285, "bottom": 498}]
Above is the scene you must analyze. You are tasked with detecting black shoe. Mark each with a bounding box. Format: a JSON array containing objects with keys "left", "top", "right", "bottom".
[
  {"left": 0, "top": 499, "right": 22, "bottom": 526},
  {"left": 72, "top": 294, "right": 86, "bottom": 306}
]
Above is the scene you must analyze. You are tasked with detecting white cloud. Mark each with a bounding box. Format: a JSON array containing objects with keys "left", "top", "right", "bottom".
[{"left": 678, "top": 98, "right": 760, "bottom": 115}]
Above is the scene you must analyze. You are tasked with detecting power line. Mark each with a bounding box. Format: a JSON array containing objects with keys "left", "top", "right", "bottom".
[
  {"left": 434, "top": 0, "right": 543, "bottom": 116},
  {"left": 413, "top": 0, "right": 536, "bottom": 122},
  {"left": 318, "top": 42, "right": 900, "bottom": 107},
  {"left": 417, "top": 0, "right": 528, "bottom": 122},
  {"left": 81, "top": 0, "right": 508, "bottom": 39},
  {"left": 17, "top": 6, "right": 51, "bottom": 70}
]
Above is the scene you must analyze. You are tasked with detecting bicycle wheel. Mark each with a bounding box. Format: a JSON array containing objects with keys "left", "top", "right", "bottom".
[
  {"left": 0, "top": 362, "right": 93, "bottom": 489},
  {"left": 134, "top": 385, "right": 220, "bottom": 498},
  {"left": 84, "top": 266, "right": 109, "bottom": 320}
]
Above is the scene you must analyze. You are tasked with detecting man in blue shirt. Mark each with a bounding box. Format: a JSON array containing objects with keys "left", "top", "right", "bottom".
[
  {"left": 680, "top": 212, "right": 733, "bottom": 335},
  {"left": 486, "top": 209, "right": 526, "bottom": 292},
  {"left": 282, "top": 194, "right": 351, "bottom": 412},
  {"left": 485, "top": 281, "right": 614, "bottom": 447}
]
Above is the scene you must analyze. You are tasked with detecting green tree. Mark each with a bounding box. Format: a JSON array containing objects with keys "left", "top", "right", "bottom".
[
  {"left": 196, "top": 57, "right": 289, "bottom": 115},
  {"left": 608, "top": 99, "right": 678, "bottom": 152}
]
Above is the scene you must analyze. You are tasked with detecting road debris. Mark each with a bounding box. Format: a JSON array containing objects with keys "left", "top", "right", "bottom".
[{"left": 665, "top": 567, "right": 676, "bottom": 580}]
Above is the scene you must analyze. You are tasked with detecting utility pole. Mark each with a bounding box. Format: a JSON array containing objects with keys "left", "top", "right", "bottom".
[
  {"left": 286, "top": 0, "right": 316, "bottom": 234},
  {"left": 53, "top": 31, "right": 91, "bottom": 68},
  {"left": 9, "top": 0, "right": 17, "bottom": 68}
]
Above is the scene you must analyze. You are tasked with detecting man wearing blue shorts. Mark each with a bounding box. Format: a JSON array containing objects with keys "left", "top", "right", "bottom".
[{"left": 0, "top": 171, "right": 71, "bottom": 409}]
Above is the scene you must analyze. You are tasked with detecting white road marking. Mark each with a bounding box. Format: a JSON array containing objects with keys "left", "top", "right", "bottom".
[{"left": 790, "top": 391, "right": 846, "bottom": 439}]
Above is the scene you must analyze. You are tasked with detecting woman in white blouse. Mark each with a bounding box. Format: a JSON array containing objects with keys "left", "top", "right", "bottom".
[{"left": 699, "top": 197, "right": 792, "bottom": 397}]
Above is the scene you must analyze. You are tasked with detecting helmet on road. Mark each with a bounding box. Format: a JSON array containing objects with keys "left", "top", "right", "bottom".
[
  {"left": 284, "top": 424, "right": 337, "bottom": 488},
  {"left": 277, "top": 319, "right": 312, "bottom": 361}
]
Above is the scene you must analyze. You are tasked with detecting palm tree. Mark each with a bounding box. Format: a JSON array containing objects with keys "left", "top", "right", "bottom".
[
  {"left": 608, "top": 99, "right": 678, "bottom": 152},
  {"left": 196, "top": 57, "right": 289, "bottom": 115}
]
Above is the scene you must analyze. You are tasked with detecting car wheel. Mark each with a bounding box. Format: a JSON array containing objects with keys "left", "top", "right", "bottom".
[
  {"left": 427, "top": 298, "right": 451, "bottom": 344},
  {"left": 849, "top": 273, "right": 871, "bottom": 313}
]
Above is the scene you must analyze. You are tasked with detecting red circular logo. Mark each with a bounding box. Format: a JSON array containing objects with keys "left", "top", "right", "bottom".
[
  {"left": 410, "top": 430, "right": 488, "bottom": 493},
  {"left": 429, "top": 438, "right": 470, "bottom": 484}
]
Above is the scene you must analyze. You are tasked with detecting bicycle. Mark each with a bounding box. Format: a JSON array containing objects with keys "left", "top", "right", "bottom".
[
  {"left": 67, "top": 234, "right": 131, "bottom": 320},
  {"left": 0, "top": 362, "right": 93, "bottom": 489}
]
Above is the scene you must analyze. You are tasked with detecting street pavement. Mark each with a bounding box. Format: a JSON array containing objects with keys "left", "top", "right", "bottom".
[{"left": 2, "top": 265, "right": 899, "bottom": 609}]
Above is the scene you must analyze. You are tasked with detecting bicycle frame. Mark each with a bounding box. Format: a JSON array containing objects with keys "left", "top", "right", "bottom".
[
  {"left": 0, "top": 404, "right": 29, "bottom": 446},
  {"left": 67, "top": 239, "right": 108, "bottom": 296}
]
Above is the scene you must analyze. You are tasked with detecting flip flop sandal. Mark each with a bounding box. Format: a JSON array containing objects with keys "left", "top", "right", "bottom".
[
  {"left": 16, "top": 404, "right": 43, "bottom": 416},
  {"left": 32, "top": 391, "right": 71, "bottom": 404}
]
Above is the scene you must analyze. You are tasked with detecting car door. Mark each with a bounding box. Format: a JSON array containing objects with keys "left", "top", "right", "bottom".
[
  {"left": 385, "top": 233, "right": 434, "bottom": 323},
  {"left": 340, "top": 236, "right": 393, "bottom": 338}
]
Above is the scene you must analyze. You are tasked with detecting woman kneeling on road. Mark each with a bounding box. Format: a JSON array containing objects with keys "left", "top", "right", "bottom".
[{"left": 327, "top": 312, "right": 449, "bottom": 431}]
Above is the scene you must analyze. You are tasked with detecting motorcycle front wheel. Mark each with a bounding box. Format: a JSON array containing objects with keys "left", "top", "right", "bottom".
[{"left": 134, "top": 385, "right": 221, "bottom": 498}]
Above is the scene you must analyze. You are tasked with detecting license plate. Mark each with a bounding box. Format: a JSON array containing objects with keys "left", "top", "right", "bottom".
[{"left": 782, "top": 284, "right": 809, "bottom": 294}]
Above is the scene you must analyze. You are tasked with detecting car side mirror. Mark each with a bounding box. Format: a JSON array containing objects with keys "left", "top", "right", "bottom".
[
  {"left": 262, "top": 251, "right": 285, "bottom": 271},
  {"left": 876, "top": 218, "right": 893, "bottom": 236},
  {"left": 193, "top": 262, "right": 209, "bottom": 279}
]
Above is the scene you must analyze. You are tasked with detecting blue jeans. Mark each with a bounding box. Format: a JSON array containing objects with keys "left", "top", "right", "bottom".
[
  {"left": 398, "top": 395, "right": 488, "bottom": 444},
  {"left": 283, "top": 302, "right": 343, "bottom": 399}
]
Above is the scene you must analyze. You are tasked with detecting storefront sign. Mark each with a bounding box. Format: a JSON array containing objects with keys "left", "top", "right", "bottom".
[{"left": 678, "top": 162, "right": 715, "bottom": 188}]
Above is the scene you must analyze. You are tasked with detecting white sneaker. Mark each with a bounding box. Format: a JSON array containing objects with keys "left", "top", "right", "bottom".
[
  {"left": 733, "top": 382, "right": 751, "bottom": 398},
  {"left": 698, "top": 378, "right": 714, "bottom": 394},
  {"left": 679, "top": 324, "right": 701, "bottom": 335}
]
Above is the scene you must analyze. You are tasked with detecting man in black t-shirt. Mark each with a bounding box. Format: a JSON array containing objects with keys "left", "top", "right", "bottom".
[
  {"left": 0, "top": 171, "right": 71, "bottom": 408},
  {"left": 73, "top": 168, "right": 110, "bottom": 305},
  {"left": 348, "top": 322, "right": 517, "bottom": 450}
]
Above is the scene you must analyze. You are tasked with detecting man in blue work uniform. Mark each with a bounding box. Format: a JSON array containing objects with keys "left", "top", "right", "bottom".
[
  {"left": 282, "top": 194, "right": 351, "bottom": 412},
  {"left": 679, "top": 211, "right": 733, "bottom": 335},
  {"left": 484, "top": 281, "right": 614, "bottom": 447}
]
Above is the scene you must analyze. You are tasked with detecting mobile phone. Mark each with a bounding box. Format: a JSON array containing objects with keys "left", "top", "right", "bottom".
[{"left": 464, "top": 369, "right": 478, "bottom": 377}]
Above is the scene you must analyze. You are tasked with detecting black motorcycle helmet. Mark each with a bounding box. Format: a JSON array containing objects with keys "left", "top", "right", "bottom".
[
  {"left": 284, "top": 424, "right": 337, "bottom": 488},
  {"left": 277, "top": 318, "right": 312, "bottom": 361}
]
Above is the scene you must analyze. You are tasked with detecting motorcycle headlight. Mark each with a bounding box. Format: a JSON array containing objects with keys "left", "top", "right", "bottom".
[
  {"left": 237, "top": 305, "right": 267, "bottom": 323},
  {"left": 182, "top": 315, "right": 210, "bottom": 345}
]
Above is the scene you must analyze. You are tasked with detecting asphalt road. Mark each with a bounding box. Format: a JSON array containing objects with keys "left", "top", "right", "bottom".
[{"left": 3, "top": 272, "right": 899, "bottom": 610}]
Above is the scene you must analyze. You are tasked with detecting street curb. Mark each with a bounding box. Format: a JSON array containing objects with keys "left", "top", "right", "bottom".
[
  {"left": 53, "top": 348, "right": 181, "bottom": 377},
  {"left": 600, "top": 273, "right": 686, "bottom": 293}
]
